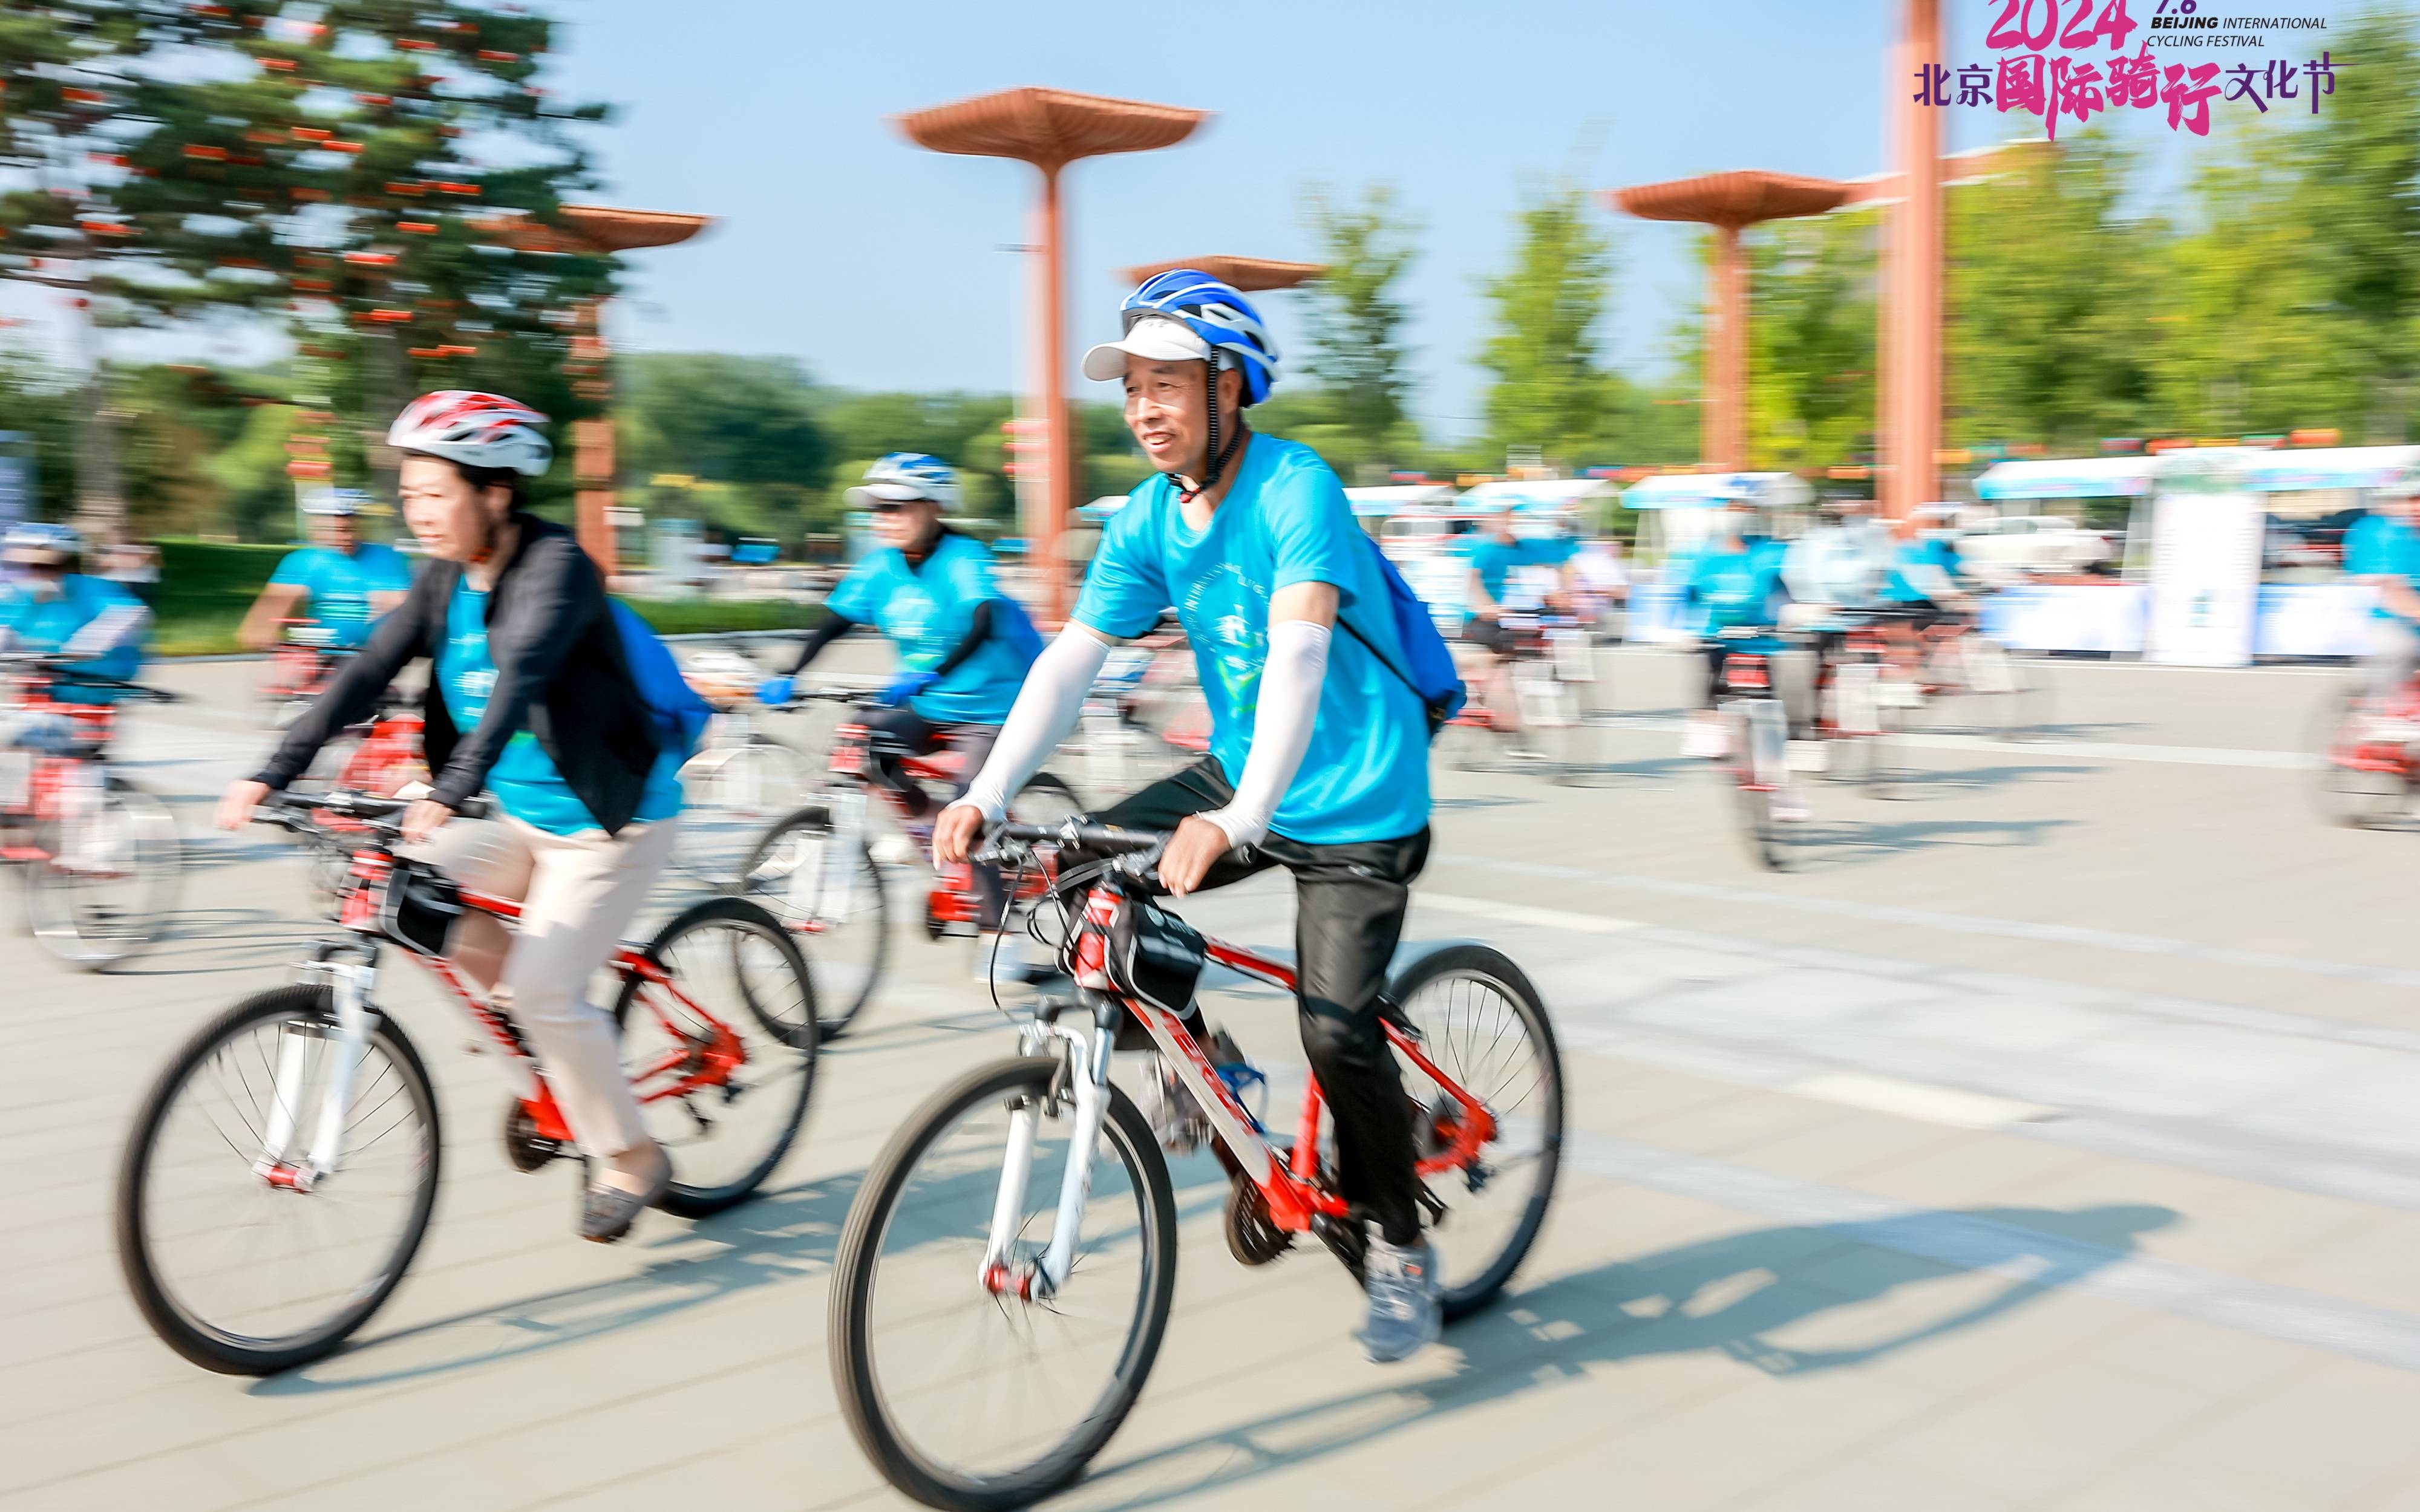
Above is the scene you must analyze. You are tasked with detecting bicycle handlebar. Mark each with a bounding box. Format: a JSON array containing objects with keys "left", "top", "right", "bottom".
[
  {"left": 0, "top": 654, "right": 180, "bottom": 703},
  {"left": 986, "top": 820, "right": 1165, "bottom": 856},
  {"left": 254, "top": 787, "right": 492, "bottom": 834}
]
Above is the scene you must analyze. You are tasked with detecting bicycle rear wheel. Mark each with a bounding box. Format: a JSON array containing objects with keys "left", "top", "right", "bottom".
[
  {"left": 116, "top": 985, "right": 440, "bottom": 1375},
  {"left": 1388, "top": 944, "right": 1563, "bottom": 1320},
  {"left": 615, "top": 897, "right": 817, "bottom": 1216},
  {"left": 735, "top": 805, "right": 888, "bottom": 1038},
  {"left": 831, "top": 1055, "right": 1177, "bottom": 1512},
  {"left": 1723, "top": 701, "right": 1790, "bottom": 871},
  {"left": 2310, "top": 691, "right": 2412, "bottom": 829},
  {"left": 25, "top": 774, "right": 182, "bottom": 969}
]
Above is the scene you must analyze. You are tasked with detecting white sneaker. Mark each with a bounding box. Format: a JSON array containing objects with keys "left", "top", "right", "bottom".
[
  {"left": 1770, "top": 791, "right": 1810, "bottom": 824},
  {"left": 1681, "top": 716, "right": 1727, "bottom": 759},
  {"left": 1786, "top": 740, "right": 1828, "bottom": 774},
  {"left": 870, "top": 833, "right": 918, "bottom": 866}
]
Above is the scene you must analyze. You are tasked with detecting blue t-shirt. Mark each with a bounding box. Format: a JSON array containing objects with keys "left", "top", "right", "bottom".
[
  {"left": 1465, "top": 535, "right": 1572, "bottom": 618},
  {"left": 437, "top": 578, "right": 681, "bottom": 835},
  {"left": 1687, "top": 542, "right": 1787, "bottom": 633},
  {"left": 1074, "top": 434, "right": 1430, "bottom": 846},
  {"left": 269, "top": 543, "right": 413, "bottom": 648},
  {"left": 826, "top": 532, "right": 1030, "bottom": 724},
  {"left": 0, "top": 573, "right": 147, "bottom": 702},
  {"left": 1879, "top": 537, "right": 1960, "bottom": 605},
  {"left": 2343, "top": 515, "right": 2420, "bottom": 622}
]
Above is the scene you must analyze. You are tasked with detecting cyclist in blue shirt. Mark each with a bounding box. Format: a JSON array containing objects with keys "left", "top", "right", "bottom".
[
  {"left": 759, "top": 454, "right": 1037, "bottom": 921},
  {"left": 0, "top": 522, "right": 150, "bottom": 703},
  {"left": 933, "top": 271, "right": 1442, "bottom": 1363},
  {"left": 2343, "top": 471, "right": 2420, "bottom": 701},
  {"left": 238, "top": 490, "right": 413, "bottom": 651}
]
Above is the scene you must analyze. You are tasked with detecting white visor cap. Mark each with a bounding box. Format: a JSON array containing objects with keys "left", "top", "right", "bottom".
[{"left": 1081, "top": 315, "right": 1211, "bottom": 382}]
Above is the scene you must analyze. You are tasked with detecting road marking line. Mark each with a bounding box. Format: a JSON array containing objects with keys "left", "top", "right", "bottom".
[
  {"left": 1418, "top": 893, "right": 1644, "bottom": 935},
  {"left": 1574, "top": 1132, "right": 2420, "bottom": 1375},
  {"left": 1441, "top": 852, "right": 2420, "bottom": 992},
  {"left": 1787, "top": 1071, "right": 2058, "bottom": 1130}
]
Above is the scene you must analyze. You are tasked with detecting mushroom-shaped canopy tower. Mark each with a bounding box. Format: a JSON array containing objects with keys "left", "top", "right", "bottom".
[
  {"left": 1606, "top": 171, "right": 1851, "bottom": 472},
  {"left": 1116, "top": 256, "right": 1326, "bottom": 293},
  {"left": 898, "top": 88, "right": 1209, "bottom": 614}
]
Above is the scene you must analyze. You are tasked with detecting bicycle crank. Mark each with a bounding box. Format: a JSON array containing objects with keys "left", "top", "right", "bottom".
[
  {"left": 502, "top": 1101, "right": 567, "bottom": 1173},
  {"left": 1222, "top": 1175, "right": 1293, "bottom": 1266}
]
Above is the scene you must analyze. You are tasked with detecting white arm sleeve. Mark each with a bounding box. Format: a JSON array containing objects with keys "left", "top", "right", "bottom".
[
  {"left": 1200, "top": 619, "right": 1329, "bottom": 851},
  {"left": 953, "top": 622, "right": 1112, "bottom": 823}
]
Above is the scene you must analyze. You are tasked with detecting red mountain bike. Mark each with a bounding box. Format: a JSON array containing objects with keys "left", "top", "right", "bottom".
[
  {"left": 116, "top": 790, "right": 819, "bottom": 1375},
  {"left": 828, "top": 821, "right": 1563, "bottom": 1511}
]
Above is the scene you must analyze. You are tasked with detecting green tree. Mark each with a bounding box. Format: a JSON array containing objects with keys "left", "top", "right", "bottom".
[
  {"left": 618, "top": 353, "right": 831, "bottom": 539},
  {"left": 1477, "top": 184, "right": 1616, "bottom": 468},
  {"left": 1295, "top": 182, "right": 1422, "bottom": 440},
  {"left": 1748, "top": 210, "right": 1879, "bottom": 472}
]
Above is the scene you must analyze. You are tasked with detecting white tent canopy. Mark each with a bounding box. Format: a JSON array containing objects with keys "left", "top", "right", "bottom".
[
  {"left": 1344, "top": 483, "right": 1459, "bottom": 516},
  {"left": 1974, "top": 457, "right": 2155, "bottom": 501},
  {"left": 2232, "top": 445, "right": 2420, "bottom": 493},
  {"left": 1622, "top": 472, "right": 1812, "bottom": 509},
  {"left": 1458, "top": 477, "right": 1622, "bottom": 511}
]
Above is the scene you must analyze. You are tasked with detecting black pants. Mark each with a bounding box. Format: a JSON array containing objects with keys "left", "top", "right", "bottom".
[
  {"left": 1074, "top": 758, "right": 1430, "bottom": 1246},
  {"left": 859, "top": 705, "right": 1006, "bottom": 927}
]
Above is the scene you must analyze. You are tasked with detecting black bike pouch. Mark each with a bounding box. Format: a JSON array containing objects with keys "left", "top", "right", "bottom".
[
  {"left": 1109, "top": 898, "right": 1208, "bottom": 1026},
  {"left": 381, "top": 858, "right": 465, "bottom": 957}
]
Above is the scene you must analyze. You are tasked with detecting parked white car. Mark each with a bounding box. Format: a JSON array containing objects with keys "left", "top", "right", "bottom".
[{"left": 1957, "top": 514, "right": 2114, "bottom": 584}]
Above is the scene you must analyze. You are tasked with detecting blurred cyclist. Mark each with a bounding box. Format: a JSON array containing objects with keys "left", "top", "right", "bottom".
[
  {"left": 237, "top": 489, "right": 413, "bottom": 651},
  {"left": 1680, "top": 497, "right": 1790, "bottom": 754},
  {"left": 932, "top": 270, "right": 1444, "bottom": 1363},
  {"left": 757, "top": 452, "right": 1040, "bottom": 954},
  {"left": 1876, "top": 506, "right": 1974, "bottom": 664},
  {"left": 2344, "top": 469, "right": 2420, "bottom": 702},
  {"left": 0, "top": 521, "right": 151, "bottom": 700},
  {"left": 216, "top": 391, "right": 683, "bottom": 1245}
]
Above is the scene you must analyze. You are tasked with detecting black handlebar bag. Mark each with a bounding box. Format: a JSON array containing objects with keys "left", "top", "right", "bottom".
[
  {"left": 379, "top": 858, "right": 466, "bottom": 957},
  {"left": 1108, "top": 897, "right": 1208, "bottom": 1051}
]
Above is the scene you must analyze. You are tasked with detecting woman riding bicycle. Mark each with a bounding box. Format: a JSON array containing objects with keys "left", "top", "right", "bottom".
[
  {"left": 215, "top": 391, "right": 684, "bottom": 1244},
  {"left": 757, "top": 453, "right": 1039, "bottom": 955},
  {"left": 934, "top": 270, "right": 1445, "bottom": 1364}
]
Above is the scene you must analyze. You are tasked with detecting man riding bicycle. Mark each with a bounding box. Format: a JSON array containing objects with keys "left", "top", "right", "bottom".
[
  {"left": 0, "top": 521, "right": 151, "bottom": 720},
  {"left": 1463, "top": 501, "right": 1576, "bottom": 656},
  {"left": 758, "top": 452, "right": 1039, "bottom": 957},
  {"left": 217, "top": 391, "right": 684, "bottom": 1245},
  {"left": 933, "top": 270, "right": 1444, "bottom": 1363},
  {"left": 237, "top": 489, "right": 413, "bottom": 651},
  {"left": 2344, "top": 469, "right": 2420, "bottom": 703}
]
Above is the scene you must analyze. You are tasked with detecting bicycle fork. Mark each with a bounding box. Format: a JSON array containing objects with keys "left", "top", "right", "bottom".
[
  {"left": 980, "top": 999, "right": 1118, "bottom": 1300},
  {"left": 255, "top": 957, "right": 378, "bottom": 1192}
]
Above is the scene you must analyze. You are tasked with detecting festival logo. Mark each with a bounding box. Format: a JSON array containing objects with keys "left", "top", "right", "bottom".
[{"left": 1918, "top": 1, "right": 2337, "bottom": 138}]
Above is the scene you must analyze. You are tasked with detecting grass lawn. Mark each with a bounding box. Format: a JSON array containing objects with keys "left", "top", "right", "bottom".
[{"left": 146, "top": 538, "right": 817, "bottom": 655}]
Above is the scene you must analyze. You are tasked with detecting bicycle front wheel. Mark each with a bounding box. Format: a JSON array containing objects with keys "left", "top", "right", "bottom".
[
  {"left": 116, "top": 985, "right": 440, "bottom": 1375},
  {"left": 831, "top": 1055, "right": 1177, "bottom": 1512},
  {"left": 25, "top": 775, "right": 183, "bottom": 969},
  {"left": 615, "top": 897, "right": 817, "bottom": 1216},
  {"left": 736, "top": 805, "right": 888, "bottom": 1038}
]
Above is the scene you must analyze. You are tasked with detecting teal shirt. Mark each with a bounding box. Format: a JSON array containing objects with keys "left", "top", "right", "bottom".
[
  {"left": 437, "top": 578, "right": 681, "bottom": 835},
  {"left": 269, "top": 543, "right": 413, "bottom": 648},
  {"left": 1074, "top": 434, "right": 1430, "bottom": 846},
  {"left": 2343, "top": 515, "right": 2420, "bottom": 622},
  {"left": 0, "top": 573, "right": 147, "bottom": 702},
  {"left": 1687, "top": 541, "right": 1786, "bottom": 633},
  {"left": 826, "top": 532, "right": 1031, "bottom": 723},
  {"left": 1464, "top": 535, "right": 1571, "bottom": 618}
]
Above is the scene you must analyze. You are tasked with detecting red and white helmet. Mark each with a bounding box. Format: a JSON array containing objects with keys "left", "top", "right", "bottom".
[{"left": 387, "top": 391, "right": 554, "bottom": 477}]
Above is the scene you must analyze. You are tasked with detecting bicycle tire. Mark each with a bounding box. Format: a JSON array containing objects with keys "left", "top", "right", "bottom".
[
  {"left": 1386, "top": 943, "right": 1564, "bottom": 1320},
  {"left": 613, "top": 896, "right": 817, "bottom": 1216},
  {"left": 2310, "top": 689, "right": 2411, "bottom": 829},
  {"left": 831, "top": 1055, "right": 1177, "bottom": 1512},
  {"left": 25, "top": 774, "right": 182, "bottom": 970},
  {"left": 116, "top": 984, "right": 440, "bottom": 1375},
  {"left": 734, "top": 804, "right": 888, "bottom": 1038},
  {"left": 1722, "top": 704, "right": 1787, "bottom": 870}
]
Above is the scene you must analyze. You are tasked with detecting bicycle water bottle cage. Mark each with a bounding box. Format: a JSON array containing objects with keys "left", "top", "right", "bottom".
[
  {"left": 380, "top": 858, "right": 466, "bottom": 957},
  {"left": 1109, "top": 898, "right": 1207, "bottom": 1018}
]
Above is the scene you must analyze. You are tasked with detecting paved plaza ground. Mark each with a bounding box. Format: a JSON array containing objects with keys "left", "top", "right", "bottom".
[{"left": 10, "top": 646, "right": 2420, "bottom": 1511}]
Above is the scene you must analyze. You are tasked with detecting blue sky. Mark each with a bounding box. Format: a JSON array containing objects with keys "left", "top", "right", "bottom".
[{"left": 29, "top": 0, "right": 2344, "bottom": 441}]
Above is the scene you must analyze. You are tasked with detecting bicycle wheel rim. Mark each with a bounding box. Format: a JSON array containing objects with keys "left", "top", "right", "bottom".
[
  {"left": 1391, "top": 951, "right": 1562, "bottom": 1317},
  {"left": 121, "top": 991, "right": 438, "bottom": 1369},
  {"left": 737, "top": 813, "right": 886, "bottom": 1035},
  {"left": 26, "top": 783, "right": 180, "bottom": 966},
  {"left": 620, "top": 907, "right": 816, "bottom": 1208},
  {"left": 837, "top": 1058, "right": 1172, "bottom": 1505}
]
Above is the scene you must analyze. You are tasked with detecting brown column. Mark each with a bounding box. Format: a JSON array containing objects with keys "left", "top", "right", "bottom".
[
  {"left": 1705, "top": 226, "right": 1749, "bottom": 471},
  {"left": 1037, "top": 163, "right": 1073, "bottom": 621},
  {"left": 1882, "top": 0, "right": 1944, "bottom": 519},
  {"left": 571, "top": 299, "right": 616, "bottom": 570}
]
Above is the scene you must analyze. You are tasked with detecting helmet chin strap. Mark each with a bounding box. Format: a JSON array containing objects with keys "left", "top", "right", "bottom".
[{"left": 1170, "top": 353, "right": 1244, "bottom": 506}]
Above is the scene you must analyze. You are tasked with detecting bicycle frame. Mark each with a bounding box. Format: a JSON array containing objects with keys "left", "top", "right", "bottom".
[
  {"left": 255, "top": 827, "right": 754, "bottom": 1191},
  {"left": 0, "top": 673, "right": 117, "bottom": 864},
  {"left": 978, "top": 875, "right": 1497, "bottom": 1299}
]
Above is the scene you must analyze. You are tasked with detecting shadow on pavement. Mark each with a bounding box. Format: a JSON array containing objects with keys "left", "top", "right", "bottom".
[
  {"left": 1786, "top": 817, "right": 2078, "bottom": 870},
  {"left": 1068, "top": 1201, "right": 2176, "bottom": 1510}
]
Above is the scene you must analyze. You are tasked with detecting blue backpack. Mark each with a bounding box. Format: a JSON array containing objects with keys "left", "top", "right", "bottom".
[
  {"left": 609, "top": 601, "right": 715, "bottom": 763},
  {"left": 990, "top": 591, "right": 1045, "bottom": 668},
  {"left": 1341, "top": 535, "right": 1467, "bottom": 738}
]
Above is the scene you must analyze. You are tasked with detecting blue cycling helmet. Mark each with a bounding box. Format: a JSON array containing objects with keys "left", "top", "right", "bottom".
[
  {"left": 846, "top": 452, "right": 960, "bottom": 510},
  {"left": 301, "top": 488, "right": 374, "bottom": 517},
  {"left": 2, "top": 520, "right": 83, "bottom": 564},
  {"left": 1085, "top": 270, "right": 1280, "bottom": 405}
]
